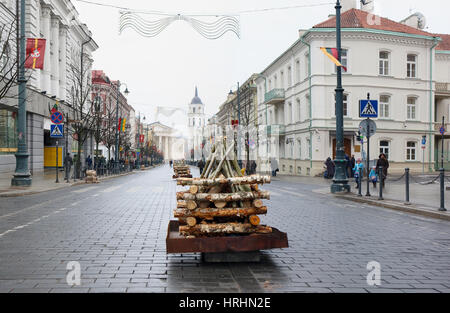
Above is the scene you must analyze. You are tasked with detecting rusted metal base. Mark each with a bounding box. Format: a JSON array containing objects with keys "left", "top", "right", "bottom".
[{"left": 166, "top": 220, "right": 289, "bottom": 254}]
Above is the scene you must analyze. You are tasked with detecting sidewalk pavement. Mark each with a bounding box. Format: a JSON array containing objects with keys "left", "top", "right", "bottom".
[
  {"left": 0, "top": 166, "right": 159, "bottom": 198},
  {"left": 273, "top": 173, "right": 450, "bottom": 221}
]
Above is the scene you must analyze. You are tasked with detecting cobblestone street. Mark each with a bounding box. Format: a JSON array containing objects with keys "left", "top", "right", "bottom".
[{"left": 0, "top": 165, "right": 449, "bottom": 293}]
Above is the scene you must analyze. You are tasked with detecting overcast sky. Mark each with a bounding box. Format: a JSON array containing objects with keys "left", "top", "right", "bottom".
[{"left": 72, "top": 0, "right": 449, "bottom": 127}]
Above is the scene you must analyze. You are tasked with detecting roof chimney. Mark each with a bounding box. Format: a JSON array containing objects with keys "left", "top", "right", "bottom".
[{"left": 341, "top": 0, "right": 357, "bottom": 12}]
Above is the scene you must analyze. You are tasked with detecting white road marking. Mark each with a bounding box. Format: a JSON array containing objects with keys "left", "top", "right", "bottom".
[
  {"left": 0, "top": 208, "right": 68, "bottom": 239},
  {"left": 270, "top": 187, "right": 304, "bottom": 197},
  {"left": 73, "top": 186, "right": 99, "bottom": 193},
  {"left": 101, "top": 185, "right": 122, "bottom": 193}
]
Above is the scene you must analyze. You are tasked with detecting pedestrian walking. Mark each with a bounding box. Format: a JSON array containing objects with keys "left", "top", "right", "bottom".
[
  {"left": 270, "top": 158, "right": 279, "bottom": 177},
  {"left": 369, "top": 166, "right": 378, "bottom": 188},
  {"left": 86, "top": 155, "right": 92, "bottom": 170},
  {"left": 324, "top": 157, "right": 335, "bottom": 179},
  {"left": 198, "top": 159, "right": 205, "bottom": 176},
  {"left": 376, "top": 153, "right": 389, "bottom": 188},
  {"left": 350, "top": 155, "right": 356, "bottom": 177},
  {"left": 64, "top": 153, "right": 73, "bottom": 181},
  {"left": 353, "top": 158, "right": 364, "bottom": 189}
]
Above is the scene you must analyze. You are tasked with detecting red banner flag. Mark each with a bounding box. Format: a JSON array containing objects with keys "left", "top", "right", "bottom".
[
  {"left": 140, "top": 135, "right": 145, "bottom": 143},
  {"left": 118, "top": 118, "right": 122, "bottom": 131},
  {"left": 25, "top": 38, "right": 46, "bottom": 69}
]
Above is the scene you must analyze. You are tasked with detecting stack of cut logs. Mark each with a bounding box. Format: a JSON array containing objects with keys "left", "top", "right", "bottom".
[
  {"left": 174, "top": 142, "right": 272, "bottom": 238},
  {"left": 85, "top": 170, "right": 99, "bottom": 184},
  {"left": 173, "top": 161, "right": 192, "bottom": 179}
]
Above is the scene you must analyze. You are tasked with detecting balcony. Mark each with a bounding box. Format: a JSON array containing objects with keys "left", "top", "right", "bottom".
[
  {"left": 266, "top": 124, "right": 286, "bottom": 136},
  {"left": 436, "top": 82, "right": 450, "bottom": 95},
  {"left": 264, "top": 88, "right": 285, "bottom": 105}
]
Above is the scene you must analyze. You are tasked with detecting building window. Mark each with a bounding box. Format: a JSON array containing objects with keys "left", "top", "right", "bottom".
[
  {"left": 379, "top": 140, "right": 390, "bottom": 160},
  {"left": 407, "top": 54, "right": 417, "bottom": 78},
  {"left": 295, "top": 59, "right": 301, "bottom": 83},
  {"left": 288, "top": 102, "right": 292, "bottom": 124},
  {"left": 406, "top": 141, "right": 417, "bottom": 161},
  {"left": 296, "top": 98, "right": 301, "bottom": 122},
  {"left": 379, "top": 51, "right": 390, "bottom": 76},
  {"left": 297, "top": 167, "right": 302, "bottom": 175},
  {"left": 0, "top": 110, "right": 17, "bottom": 154},
  {"left": 335, "top": 49, "right": 348, "bottom": 73},
  {"left": 305, "top": 53, "right": 310, "bottom": 77},
  {"left": 379, "top": 95, "right": 390, "bottom": 118},
  {"left": 335, "top": 94, "right": 348, "bottom": 117},
  {"left": 274, "top": 75, "right": 278, "bottom": 88},
  {"left": 280, "top": 71, "right": 284, "bottom": 89},
  {"left": 297, "top": 139, "right": 302, "bottom": 159},
  {"left": 407, "top": 97, "right": 417, "bottom": 120},
  {"left": 289, "top": 165, "right": 293, "bottom": 173},
  {"left": 193, "top": 107, "right": 196, "bottom": 113},
  {"left": 287, "top": 66, "right": 292, "bottom": 87}
]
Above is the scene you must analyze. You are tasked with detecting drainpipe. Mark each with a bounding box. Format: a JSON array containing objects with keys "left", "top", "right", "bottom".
[
  {"left": 300, "top": 35, "right": 313, "bottom": 174},
  {"left": 429, "top": 37, "right": 439, "bottom": 172}
]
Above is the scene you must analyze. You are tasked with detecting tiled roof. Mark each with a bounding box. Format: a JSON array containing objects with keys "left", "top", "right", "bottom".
[
  {"left": 435, "top": 34, "right": 450, "bottom": 51},
  {"left": 313, "top": 8, "right": 435, "bottom": 37}
]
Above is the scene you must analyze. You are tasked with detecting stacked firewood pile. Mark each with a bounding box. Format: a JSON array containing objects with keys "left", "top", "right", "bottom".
[
  {"left": 85, "top": 170, "right": 99, "bottom": 184},
  {"left": 174, "top": 142, "right": 272, "bottom": 238},
  {"left": 173, "top": 161, "right": 192, "bottom": 179}
]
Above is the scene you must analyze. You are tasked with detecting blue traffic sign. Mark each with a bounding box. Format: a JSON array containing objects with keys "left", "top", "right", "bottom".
[
  {"left": 440, "top": 127, "right": 446, "bottom": 135},
  {"left": 50, "top": 124, "right": 64, "bottom": 138},
  {"left": 359, "top": 100, "right": 378, "bottom": 118}
]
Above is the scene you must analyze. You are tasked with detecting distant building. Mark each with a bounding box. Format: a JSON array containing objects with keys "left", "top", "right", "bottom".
[
  {"left": 91, "top": 70, "right": 135, "bottom": 160},
  {"left": 187, "top": 87, "right": 206, "bottom": 161}
]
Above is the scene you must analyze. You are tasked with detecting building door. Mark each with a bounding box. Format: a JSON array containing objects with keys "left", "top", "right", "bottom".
[{"left": 332, "top": 138, "right": 352, "bottom": 160}]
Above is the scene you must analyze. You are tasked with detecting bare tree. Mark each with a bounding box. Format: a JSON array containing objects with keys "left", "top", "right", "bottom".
[
  {"left": 67, "top": 47, "right": 96, "bottom": 178},
  {"left": 0, "top": 22, "right": 19, "bottom": 102}
]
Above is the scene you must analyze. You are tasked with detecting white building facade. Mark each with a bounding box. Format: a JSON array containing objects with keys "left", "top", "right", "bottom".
[
  {"left": 256, "top": 7, "right": 450, "bottom": 176},
  {"left": 0, "top": 0, "right": 98, "bottom": 173}
]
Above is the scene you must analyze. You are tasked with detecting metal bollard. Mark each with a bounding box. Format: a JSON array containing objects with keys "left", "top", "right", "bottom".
[
  {"left": 439, "top": 168, "right": 447, "bottom": 212},
  {"left": 405, "top": 168, "right": 410, "bottom": 205},
  {"left": 378, "top": 166, "right": 384, "bottom": 200},
  {"left": 358, "top": 167, "right": 362, "bottom": 197}
]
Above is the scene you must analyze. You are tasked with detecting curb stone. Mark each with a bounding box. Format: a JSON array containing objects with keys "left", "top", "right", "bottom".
[{"left": 335, "top": 193, "right": 450, "bottom": 222}]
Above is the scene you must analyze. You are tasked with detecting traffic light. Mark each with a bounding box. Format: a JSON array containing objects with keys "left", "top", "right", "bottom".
[{"left": 356, "top": 131, "right": 362, "bottom": 142}]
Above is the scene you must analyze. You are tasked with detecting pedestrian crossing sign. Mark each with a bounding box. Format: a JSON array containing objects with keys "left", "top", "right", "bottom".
[
  {"left": 359, "top": 100, "right": 378, "bottom": 118},
  {"left": 50, "top": 124, "right": 64, "bottom": 138}
]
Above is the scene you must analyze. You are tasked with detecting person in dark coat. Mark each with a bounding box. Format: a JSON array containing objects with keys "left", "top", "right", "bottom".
[
  {"left": 324, "top": 157, "right": 335, "bottom": 179},
  {"left": 376, "top": 153, "right": 389, "bottom": 187},
  {"left": 345, "top": 154, "right": 351, "bottom": 178},
  {"left": 350, "top": 155, "right": 356, "bottom": 177}
]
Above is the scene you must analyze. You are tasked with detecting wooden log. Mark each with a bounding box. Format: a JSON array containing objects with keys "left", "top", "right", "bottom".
[
  {"left": 187, "top": 200, "right": 198, "bottom": 210},
  {"left": 253, "top": 199, "right": 264, "bottom": 208},
  {"left": 174, "top": 206, "right": 268, "bottom": 218},
  {"left": 198, "top": 201, "right": 210, "bottom": 209},
  {"left": 177, "top": 191, "right": 270, "bottom": 202},
  {"left": 214, "top": 201, "right": 227, "bottom": 209},
  {"left": 249, "top": 215, "right": 261, "bottom": 226},
  {"left": 186, "top": 217, "right": 197, "bottom": 227},
  {"left": 177, "top": 201, "right": 187, "bottom": 209},
  {"left": 189, "top": 185, "right": 199, "bottom": 194},
  {"left": 179, "top": 223, "right": 272, "bottom": 236}
]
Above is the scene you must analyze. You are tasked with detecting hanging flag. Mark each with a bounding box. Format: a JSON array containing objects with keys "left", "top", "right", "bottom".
[
  {"left": 118, "top": 118, "right": 122, "bottom": 131},
  {"left": 25, "top": 38, "right": 46, "bottom": 69},
  {"left": 122, "top": 118, "right": 126, "bottom": 132},
  {"left": 320, "top": 47, "right": 347, "bottom": 72}
]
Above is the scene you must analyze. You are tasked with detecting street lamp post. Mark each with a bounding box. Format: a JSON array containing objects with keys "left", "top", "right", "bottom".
[
  {"left": 331, "top": 0, "right": 350, "bottom": 193},
  {"left": 12, "top": 0, "right": 32, "bottom": 186},
  {"left": 137, "top": 112, "right": 141, "bottom": 170},
  {"left": 115, "top": 81, "right": 129, "bottom": 174}
]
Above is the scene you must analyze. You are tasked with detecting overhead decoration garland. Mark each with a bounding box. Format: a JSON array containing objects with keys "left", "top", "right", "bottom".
[{"left": 119, "top": 12, "right": 240, "bottom": 40}]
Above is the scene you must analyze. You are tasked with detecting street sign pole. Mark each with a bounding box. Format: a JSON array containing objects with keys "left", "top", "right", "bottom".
[
  {"left": 56, "top": 140, "right": 59, "bottom": 183},
  {"left": 366, "top": 117, "right": 371, "bottom": 197},
  {"left": 441, "top": 116, "right": 445, "bottom": 169}
]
